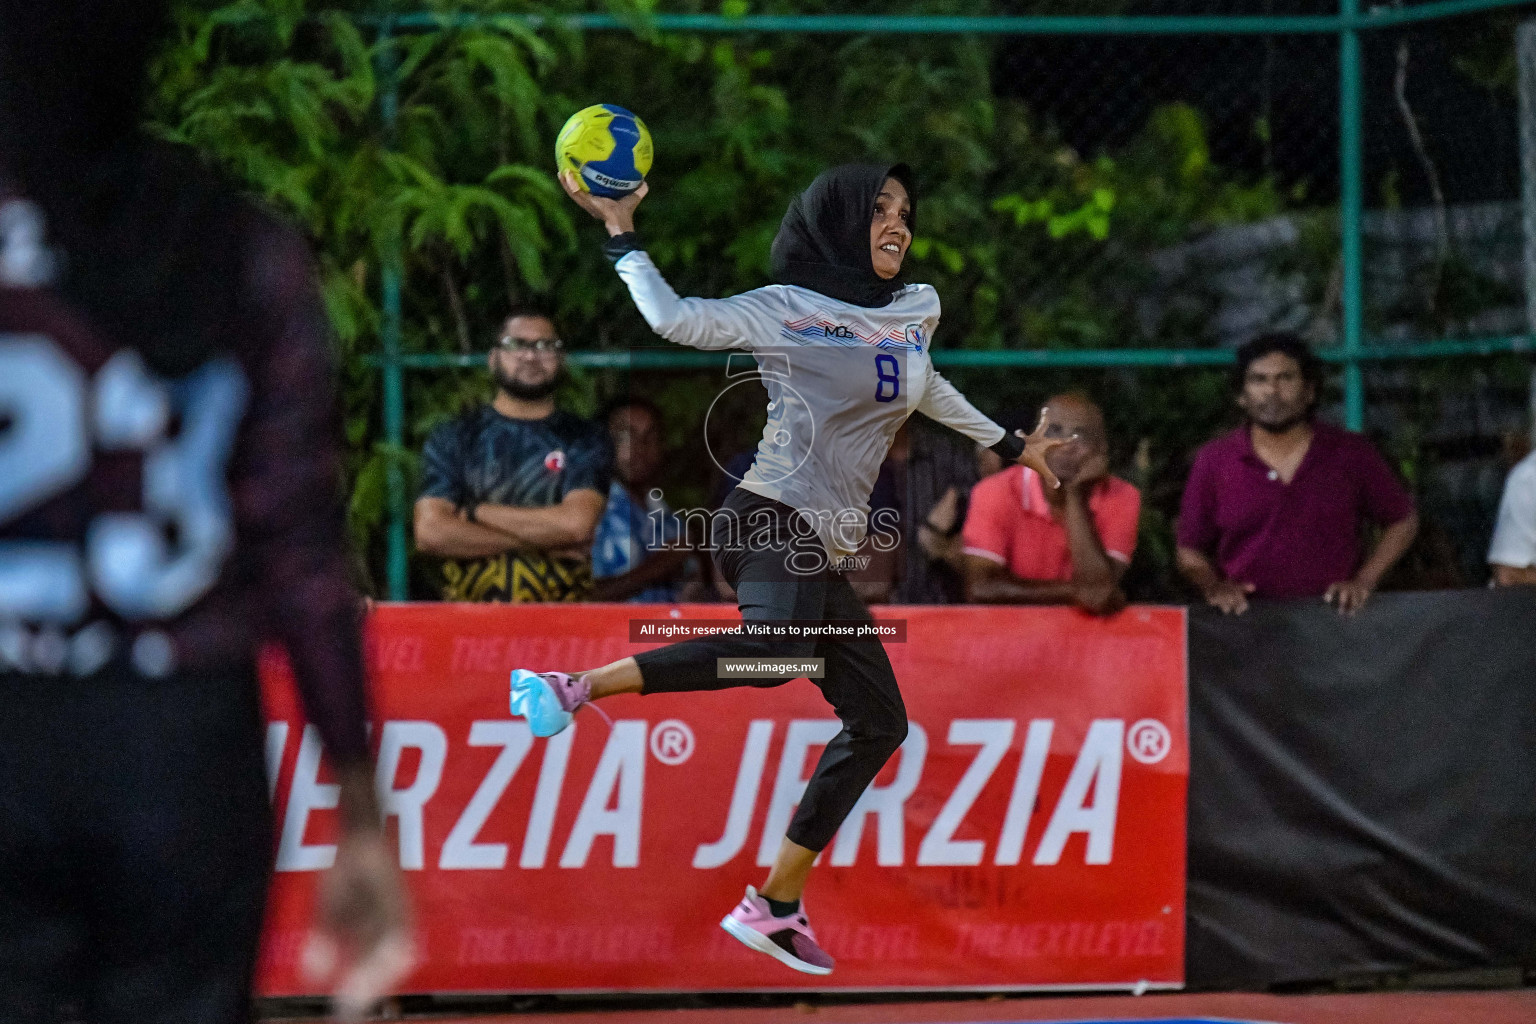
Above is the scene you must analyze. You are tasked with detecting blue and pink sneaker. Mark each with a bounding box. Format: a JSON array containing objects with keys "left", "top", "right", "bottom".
[
  {"left": 719, "top": 886, "right": 834, "bottom": 975},
  {"left": 509, "top": 670, "right": 604, "bottom": 737}
]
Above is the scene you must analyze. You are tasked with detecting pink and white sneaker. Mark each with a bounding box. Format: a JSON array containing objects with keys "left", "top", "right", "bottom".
[{"left": 719, "top": 886, "right": 834, "bottom": 975}]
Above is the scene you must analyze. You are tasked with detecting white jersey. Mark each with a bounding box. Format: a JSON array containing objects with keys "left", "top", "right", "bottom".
[{"left": 616, "top": 250, "right": 1007, "bottom": 560}]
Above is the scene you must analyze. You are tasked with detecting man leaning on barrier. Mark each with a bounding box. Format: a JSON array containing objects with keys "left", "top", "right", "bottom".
[
  {"left": 1487, "top": 440, "right": 1536, "bottom": 587},
  {"left": 959, "top": 393, "right": 1141, "bottom": 616},
  {"left": 1176, "top": 332, "right": 1419, "bottom": 616}
]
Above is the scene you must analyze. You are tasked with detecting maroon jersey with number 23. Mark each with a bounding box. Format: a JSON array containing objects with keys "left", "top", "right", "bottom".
[{"left": 0, "top": 189, "right": 369, "bottom": 765}]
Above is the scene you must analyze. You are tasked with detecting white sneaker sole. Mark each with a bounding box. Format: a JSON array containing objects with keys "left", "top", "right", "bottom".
[{"left": 720, "top": 914, "right": 833, "bottom": 975}]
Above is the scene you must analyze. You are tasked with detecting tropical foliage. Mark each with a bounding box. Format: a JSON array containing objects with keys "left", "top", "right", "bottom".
[{"left": 147, "top": 1, "right": 1517, "bottom": 596}]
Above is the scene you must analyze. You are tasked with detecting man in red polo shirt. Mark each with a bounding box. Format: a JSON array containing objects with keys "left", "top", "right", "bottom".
[
  {"left": 1176, "top": 332, "right": 1418, "bottom": 615},
  {"left": 961, "top": 394, "right": 1141, "bottom": 615}
]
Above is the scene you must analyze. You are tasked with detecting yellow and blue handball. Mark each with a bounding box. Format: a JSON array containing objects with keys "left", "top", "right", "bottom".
[{"left": 555, "top": 103, "right": 653, "bottom": 198}]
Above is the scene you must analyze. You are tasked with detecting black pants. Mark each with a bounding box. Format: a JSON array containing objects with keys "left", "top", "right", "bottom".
[
  {"left": 0, "top": 666, "right": 272, "bottom": 1024},
  {"left": 636, "top": 487, "right": 907, "bottom": 852}
]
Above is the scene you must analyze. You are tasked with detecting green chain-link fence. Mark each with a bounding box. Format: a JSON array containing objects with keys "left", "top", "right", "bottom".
[{"left": 165, "top": 1, "right": 1533, "bottom": 599}]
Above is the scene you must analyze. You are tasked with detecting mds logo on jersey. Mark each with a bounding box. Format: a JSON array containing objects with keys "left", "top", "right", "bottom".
[
  {"left": 781, "top": 312, "right": 923, "bottom": 351},
  {"left": 780, "top": 317, "right": 855, "bottom": 341}
]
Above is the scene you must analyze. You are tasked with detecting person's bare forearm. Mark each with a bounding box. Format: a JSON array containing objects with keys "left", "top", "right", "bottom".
[
  {"left": 966, "top": 572, "right": 1078, "bottom": 605},
  {"left": 1355, "top": 512, "right": 1419, "bottom": 588},
  {"left": 335, "top": 761, "right": 383, "bottom": 835},
  {"left": 1062, "top": 490, "right": 1118, "bottom": 585},
  {"left": 475, "top": 501, "right": 597, "bottom": 549},
  {"left": 935, "top": 544, "right": 969, "bottom": 571},
  {"left": 852, "top": 581, "right": 894, "bottom": 604},
  {"left": 591, "top": 549, "right": 691, "bottom": 601},
  {"left": 1176, "top": 547, "right": 1224, "bottom": 593},
  {"left": 415, "top": 503, "right": 522, "bottom": 559},
  {"left": 917, "top": 525, "right": 967, "bottom": 570},
  {"left": 846, "top": 540, "right": 900, "bottom": 603},
  {"left": 1493, "top": 563, "right": 1536, "bottom": 586},
  {"left": 1179, "top": 546, "right": 1256, "bottom": 613},
  {"left": 321, "top": 761, "right": 413, "bottom": 1017}
]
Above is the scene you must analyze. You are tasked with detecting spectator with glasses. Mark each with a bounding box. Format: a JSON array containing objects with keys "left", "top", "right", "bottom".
[{"left": 414, "top": 307, "right": 611, "bottom": 601}]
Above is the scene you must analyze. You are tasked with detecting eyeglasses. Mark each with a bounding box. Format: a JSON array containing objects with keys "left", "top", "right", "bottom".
[{"left": 497, "top": 336, "right": 564, "bottom": 353}]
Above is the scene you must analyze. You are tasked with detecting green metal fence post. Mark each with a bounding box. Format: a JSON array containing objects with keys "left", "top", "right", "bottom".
[
  {"left": 356, "top": 1, "right": 1536, "bottom": 36},
  {"left": 377, "top": 21, "right": 409, "bottom": 600},
  {"left": 353, "top": 0, "right": 1529, "bottom": 528},
  {"left": 1340, "top": 0, "right": 1367, "bottom": 431}
]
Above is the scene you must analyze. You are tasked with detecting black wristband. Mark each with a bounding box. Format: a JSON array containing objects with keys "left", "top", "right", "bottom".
[
  {"left": 464, "top": 502, "right": 478, "bottom": 524},
  {"left": 602, "top": 231, "right": 643, "bottom": 264},
  {"left": 989, "top": 432, "right": 1026, "bottom": 462}
]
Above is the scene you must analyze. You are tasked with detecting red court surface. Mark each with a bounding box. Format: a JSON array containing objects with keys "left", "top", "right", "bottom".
[{"left": 276, "top": 988, "right": 1536, "bottom": 1024}]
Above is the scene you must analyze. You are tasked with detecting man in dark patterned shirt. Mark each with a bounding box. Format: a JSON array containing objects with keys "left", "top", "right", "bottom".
[{"left": 414, "top": 308, "right": 611, "bottom": 602}]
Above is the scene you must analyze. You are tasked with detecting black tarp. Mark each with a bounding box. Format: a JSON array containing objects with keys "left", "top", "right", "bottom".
[{"left": 1187, "top": 588, "right": 1536, "bottom": 989}]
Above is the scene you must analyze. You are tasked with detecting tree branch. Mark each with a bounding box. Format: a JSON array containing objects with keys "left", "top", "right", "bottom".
[
  {"left": 441, "top": 258, "right": 471, "bottom": 353},
  {"left": 1394, "top": 34, "right": 1450, "bottom": 316}
]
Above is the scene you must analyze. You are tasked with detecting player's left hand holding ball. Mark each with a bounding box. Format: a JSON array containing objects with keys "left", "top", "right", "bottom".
[
  {"left": 555, "top": 102, "right": 652, "bottom": 236},
  {"left": 560, "top": 168, "right": 648, "bottom": 237}
]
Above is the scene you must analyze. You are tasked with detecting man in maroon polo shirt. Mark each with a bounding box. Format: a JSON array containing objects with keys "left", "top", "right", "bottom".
[{"left": 1176, "top": 333, "right": 1419, "bottom": 615}]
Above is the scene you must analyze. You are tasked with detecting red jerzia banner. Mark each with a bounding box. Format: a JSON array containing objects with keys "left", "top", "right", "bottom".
[{"left": 255, "top": 602, "right": 1188, "bottom": 994}]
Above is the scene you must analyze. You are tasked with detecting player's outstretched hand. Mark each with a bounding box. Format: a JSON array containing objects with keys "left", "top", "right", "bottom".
[
  {"left": 1013, "top": 408, "right": 1075, "bottom": 490},
  {"left": 303, "top": 765, "right": 415, "bottom": 1022},
  {"left": 559, "top": 169, "right": 648, "bottom": 237}
]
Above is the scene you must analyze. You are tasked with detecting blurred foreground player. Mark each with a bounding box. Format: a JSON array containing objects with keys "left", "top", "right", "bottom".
[{"left": 0, "top": 3, "right": 409, "bottom": 1021}]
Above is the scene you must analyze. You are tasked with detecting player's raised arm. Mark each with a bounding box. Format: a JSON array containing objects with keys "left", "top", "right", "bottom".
[
  {"left": 917, "top": 363, "right": 1008, "bottom": 447},
  {"left": 559, "top": 170, "right": 762, "bottom": 351},
  {"left": 917, "top": 365, "right": 1072, "bottom": 489}
]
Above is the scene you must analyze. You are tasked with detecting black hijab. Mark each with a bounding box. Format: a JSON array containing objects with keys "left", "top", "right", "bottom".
[
  {"left": 769, "top": 163, "right": 915, "bottom": 308},
  {"left": 0, "top": 0, "right": 247, "bottom": 377}
]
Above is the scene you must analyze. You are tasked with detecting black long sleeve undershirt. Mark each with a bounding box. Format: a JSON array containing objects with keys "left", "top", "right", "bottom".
[{"left": 989, "top": 432, "right": 1025, "bottom": 462}]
